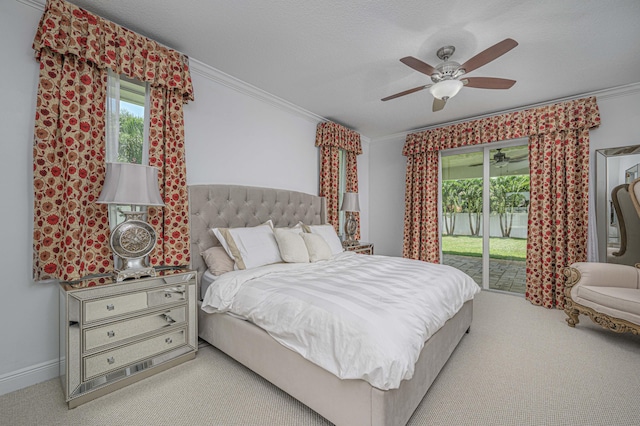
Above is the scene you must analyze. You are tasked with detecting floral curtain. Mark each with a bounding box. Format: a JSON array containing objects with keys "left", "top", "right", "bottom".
[
  {"left": 147, "top": 87, "right": 190, "bottom": 267},
  {"left": 32, "top": 48, "right": 110, "bottom": 281},
  {"left": 403, "top": 97, "right": 600, "bottom": 308},
  {"left": 32, "top": 0, "right": 193, "bottom": 282},
  {"left": 315, "top": 122, "right": 362, "bottom": 238}
]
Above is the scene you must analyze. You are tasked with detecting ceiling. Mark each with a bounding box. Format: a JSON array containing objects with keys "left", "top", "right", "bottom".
[{"left": 64, "top": 0, "right": 640, "bottom": 140}]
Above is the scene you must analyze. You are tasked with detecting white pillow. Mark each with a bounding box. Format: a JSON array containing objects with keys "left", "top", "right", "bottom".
[
  {"left": 273, "top": 228, "right": 309, "bottom": 263},
  {"left": 289, "top": 222, "right": 304, "bottom": 232},
  {"left": 300, "top": 233, "right": 333, "bottom": 262},
  {"left": 303, "top": 224, "right": 344, "bottom": 255},
  {"left": 211, "top": 221, "right": 282, "bottom": 270}
]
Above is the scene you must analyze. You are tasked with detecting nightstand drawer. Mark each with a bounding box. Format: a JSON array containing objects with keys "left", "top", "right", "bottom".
[
  {"left": 84, "top": 293, "right": 148, "bottom": 323},
  {"left": 84, "top": 328, "right": 186, "bottom": 380},
  {"left": 83, "top": 285, "right": 186, "bottom": 323},
  {"left": 84, "top": 306, "right": 186, "bottom": 352},
  {"left": 147, "top": 286, "right": 186, "bottom": 308}
]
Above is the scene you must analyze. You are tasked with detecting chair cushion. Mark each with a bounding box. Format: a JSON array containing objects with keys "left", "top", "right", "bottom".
[{"left": 575, "top": 285, "right": 640, "bottom": 325}]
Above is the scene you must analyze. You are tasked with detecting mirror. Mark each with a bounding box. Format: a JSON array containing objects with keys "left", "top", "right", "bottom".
[{"left": 596, "top": 145, "right": 640, "bottom": 264}]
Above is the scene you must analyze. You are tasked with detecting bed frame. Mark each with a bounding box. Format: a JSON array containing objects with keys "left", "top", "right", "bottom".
[{"left": 189, "top": 184, "right": 473, "bottom": 426}]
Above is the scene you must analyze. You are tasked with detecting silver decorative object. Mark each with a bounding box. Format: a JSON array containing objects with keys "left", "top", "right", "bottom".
[
  {"left": 340, "top": 192, "right": 360, "bottom": 246},
  {"left": 97, "top": 163, "right": 165, "bottom": 281}
]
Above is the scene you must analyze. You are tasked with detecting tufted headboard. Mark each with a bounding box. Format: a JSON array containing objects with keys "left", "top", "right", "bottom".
[{"left": 188, "top": 184, "right": 327, "bottom": 286}]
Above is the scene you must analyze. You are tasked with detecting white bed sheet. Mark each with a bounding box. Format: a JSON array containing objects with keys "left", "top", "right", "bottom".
[{"left": 201, "top": 252, "right": 480, "bottom": 390}]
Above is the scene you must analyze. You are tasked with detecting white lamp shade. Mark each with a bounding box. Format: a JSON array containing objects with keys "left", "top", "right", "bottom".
[
  {"left": 340, "top": 192, "right": 360, "bottom": 212},
  {"left": 429, "top": 79, "right": 463, "bottom": 100},
  {"left": 97, "top": 162, "right": 165, "bottom": 206}
]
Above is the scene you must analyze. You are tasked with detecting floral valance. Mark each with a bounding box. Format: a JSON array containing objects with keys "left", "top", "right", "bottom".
[
  {"left": 315, "top": 121, "right": 362, "bottom": 154},
  {"left": 403, "top": 96, "right": 600, "bottom": 156},
  {"left": 33, "top": 0, "right": 194, "bottom": 102}
]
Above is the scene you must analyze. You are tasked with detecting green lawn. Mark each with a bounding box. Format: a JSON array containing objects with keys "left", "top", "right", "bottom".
[{"left": 442, "top": 235, "right": 527, "bottom": 261}]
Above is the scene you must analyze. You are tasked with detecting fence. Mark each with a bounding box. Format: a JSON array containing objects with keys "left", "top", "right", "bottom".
[{"left": 443, "top": 212, "right": 528, "bottom": 239}]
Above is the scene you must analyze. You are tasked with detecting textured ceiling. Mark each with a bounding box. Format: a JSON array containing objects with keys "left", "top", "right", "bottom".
[{"left": 64, "top": 0, "right": 640, "bottom": 139}]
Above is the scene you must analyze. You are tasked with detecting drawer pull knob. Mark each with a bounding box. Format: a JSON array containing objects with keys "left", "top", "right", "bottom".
[
  {"left": 165, "top": 338, "right": 173, "bottom": 344},
  {"left": 107, "top": 357, "right": 115, "bottom": 365},
  {"left": 106, "top": 304, "right": 115, "bottom": 311},
  {"left": 164, "top": 293, "right": 172, "bottom": 298},
  {"left": 107, "top": 330, "right": 115, "bottom": 338}
]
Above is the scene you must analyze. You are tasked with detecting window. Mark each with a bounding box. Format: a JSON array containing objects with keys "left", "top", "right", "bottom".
[
  {"left": 105, "top": 70, "right": 150, "bottom": 229},
  {"left": 338, "top": 149, "right": 347, "bottom": 237},
  {"left": 106, "top": 69, "right": 150, "bottom": 165}
]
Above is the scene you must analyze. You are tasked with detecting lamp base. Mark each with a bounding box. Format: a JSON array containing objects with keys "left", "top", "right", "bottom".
[
  {"left": 115, "top": 266, "right": 156, "bottom": 282},
  {"left": 343, "top": 213, "right": 359, "bottom": 246}
]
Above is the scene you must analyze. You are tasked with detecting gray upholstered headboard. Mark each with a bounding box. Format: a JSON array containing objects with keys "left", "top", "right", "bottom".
[{"left": 188, "top": 184, "right": 327, "bottom": 285}]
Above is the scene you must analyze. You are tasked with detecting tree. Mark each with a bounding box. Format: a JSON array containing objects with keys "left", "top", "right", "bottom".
[
  {"left": 490, "top": 175, "right": 530, "bottom": 237},
  {"left": 459, "top": 178, "right": 483, "bottom": 236},
  {"left": 118, "top": 110, "right": 144, "bottom": 164},
  {"left": 442, "top": 180, "right": 463, "bottom": 235}
]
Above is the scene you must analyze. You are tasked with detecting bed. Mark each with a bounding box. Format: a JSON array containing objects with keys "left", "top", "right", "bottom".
[{"left": 189, "top": 184, "right": 477, "bottom": 426}]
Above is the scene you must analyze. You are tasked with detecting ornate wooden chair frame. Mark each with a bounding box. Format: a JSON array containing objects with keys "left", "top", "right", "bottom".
[{"left": 564, "top": 266, "right": 640, "bottom": 335}]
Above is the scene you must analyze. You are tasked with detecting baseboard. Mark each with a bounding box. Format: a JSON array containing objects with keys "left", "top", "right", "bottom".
[{"left": 0, "top": 358, "right": 60, "bottom": 396}]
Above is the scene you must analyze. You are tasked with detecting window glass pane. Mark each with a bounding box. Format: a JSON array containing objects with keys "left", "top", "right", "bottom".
[
  {"left": 117, "top": 76, "right": 147, "bottom": 165},
  {"left": 104, "top": 71, "right": 150, "bottom": 231},
  {"left": 338, "top": 149, "right": 347, "bottom": 238}
]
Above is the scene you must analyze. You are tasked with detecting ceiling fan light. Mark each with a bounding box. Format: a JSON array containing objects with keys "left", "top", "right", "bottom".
[{"left": 429, "top": 79, "right": 463, "bottom": 100}]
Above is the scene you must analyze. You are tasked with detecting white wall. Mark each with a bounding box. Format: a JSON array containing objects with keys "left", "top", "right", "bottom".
[
  {"left": 369, "top": 136, "right": 406, "bottom": 256},
  {"left": 183, "top": 64, "right": 370, "bottom": 241},
  {"left": 369, "top": 86, "right": 640, "bottom": 257},
  {"left": 0, "top": 0, "right": 369, "bottom": 395},
  {"left": 0, "top": 0, "right": 60, "bottom": 395}
]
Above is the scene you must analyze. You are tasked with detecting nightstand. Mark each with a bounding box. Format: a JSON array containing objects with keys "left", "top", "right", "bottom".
[
  {"left": 59, "top": 269, "right": 197, "bottom": 408},
  {"left": 343, "top": 241, "right": 374, "bottom": 255}
]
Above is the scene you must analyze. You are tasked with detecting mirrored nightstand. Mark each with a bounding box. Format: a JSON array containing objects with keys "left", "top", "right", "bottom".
[
  {"left": 59, "top": 269, "right": 198, "bottom": 408},
  {"left": 343, "top": 242, "right": 374, "bottom": 255}
]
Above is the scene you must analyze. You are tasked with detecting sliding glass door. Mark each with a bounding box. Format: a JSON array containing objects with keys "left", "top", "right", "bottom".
[{"left": 440, "top": 141, "right": 529, "bottom": 293}]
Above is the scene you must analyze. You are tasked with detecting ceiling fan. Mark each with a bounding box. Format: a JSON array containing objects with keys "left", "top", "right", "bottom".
[
  {"left": 381, "top": 38, "right": 518, "bottom": 112},
  {"left": 491, "top": 148, "right": 511, "bottom": 168},
  {"left": 469, "top": 148, "right": 528, "bottom": 168}
]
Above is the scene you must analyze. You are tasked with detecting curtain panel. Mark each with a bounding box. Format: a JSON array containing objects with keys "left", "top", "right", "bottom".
[
  {"left": 32, "top": 49, "right": 110, "bottom": 282},
  {"left": 315, "top": 122, "right": 362, "bottom": 237},
  {"left": 32, "top": 0, "right": 193, "bottom": 283},
  {"left": 402, "top": 97, "right": 600, "bottom": 308}
]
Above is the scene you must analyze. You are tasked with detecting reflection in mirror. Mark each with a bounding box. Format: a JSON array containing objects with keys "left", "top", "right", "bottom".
[{"left": 596, "top": 145, "right": 640, "bottom": 264}]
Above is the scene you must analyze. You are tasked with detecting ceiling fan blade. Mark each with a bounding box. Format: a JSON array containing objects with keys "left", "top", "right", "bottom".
[
  {"left": 433, "top": 98, "right": 446, "bottom": 112},
  {"left": 509, "top": 155, "right": 529, "bottom": 163},
  {"left": 400, "top": 56, "right": 438, "bottom": 76},
  {"left": 459, "top": 38, "right": 518, "bottom": 74},
  {"left": 381, "top": 85, "right": 430, "bottom": 101},
  {"left": 463, "top": 77, "right": 516, "bottom": 89}
]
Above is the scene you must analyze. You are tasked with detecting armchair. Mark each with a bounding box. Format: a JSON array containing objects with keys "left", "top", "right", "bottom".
[
  {"left": 606, "top": 182, "right": 640, "bottom": 265},
  {"left": 564, "top": 262, "right": 640, "bottom": 335}
]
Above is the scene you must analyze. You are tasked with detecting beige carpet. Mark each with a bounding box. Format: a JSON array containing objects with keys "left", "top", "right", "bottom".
[{"left": 1, "top": 291, "right": 639, "bottom": 426}]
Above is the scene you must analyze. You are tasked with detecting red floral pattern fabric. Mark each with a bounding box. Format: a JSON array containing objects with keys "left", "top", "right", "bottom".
[
  {"left": 32, "top": 49, "right": 111, "bottom": 282},
  {"left": 526, "top": 129, "right": 590, "bottom": 308},
  {"left": 315, "top": 122, "right": 362, "bottom": 236},
  {"left": 32, "top": 0, "right": 193, "bottom": 283},
  {"left": 402, "top": 97, "right": 600, "bottom": 308},
  {"left": 33, "top": 0, "right": 193, "bottom": 101},
  {"left": 147, "top": 87, "right": 190, "bottom": 268}
]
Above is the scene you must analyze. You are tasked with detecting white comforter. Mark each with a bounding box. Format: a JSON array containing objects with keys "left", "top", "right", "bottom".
[{"left": 201, "top": 252, "right": 480, "bottom": 390}]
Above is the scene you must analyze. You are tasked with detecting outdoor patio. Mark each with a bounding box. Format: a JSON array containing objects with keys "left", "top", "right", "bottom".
[{"left": 443, "top": 254, "right": 526, "bottom": 294}]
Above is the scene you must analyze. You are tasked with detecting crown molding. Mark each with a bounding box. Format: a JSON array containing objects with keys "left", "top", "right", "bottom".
[
  {"left": 189, "top": 59, "right": 325, "bottom": 124},
  {"left": 17, "top": 0, "right": 325, "bottom": 125},
  {"left": 370, "top": 82, "right": 640, "bottom": 144},
  {"left": 16, "top": 0, "right": 44, "bottom": 10}
]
